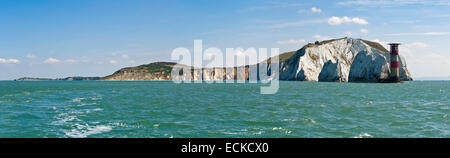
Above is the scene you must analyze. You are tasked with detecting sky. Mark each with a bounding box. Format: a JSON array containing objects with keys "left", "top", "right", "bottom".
[{"left": 1, "top": 0, "right": 450, "bottom": 80}]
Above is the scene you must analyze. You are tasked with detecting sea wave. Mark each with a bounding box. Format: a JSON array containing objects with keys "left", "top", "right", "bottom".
[
  {"left": 272, "top": 127, "right": 292, "bottom": 134},
  {"left": 64, "top": 124, "right": 112, "bottom": 138},
  {"left": 91, "top": 95, "right": 103, "bottom": 101},
  {"left": 353, "top": 133, "right": 373, "bottom": 138},
  {"left": 52, "top": 96, "right": 106, "bottom": 137},
  {"left": 72, "top": 97, "right": 85, "bottom": 103},
  {"left": 52, "top": 115, "right": 79, "bottom": 125}
]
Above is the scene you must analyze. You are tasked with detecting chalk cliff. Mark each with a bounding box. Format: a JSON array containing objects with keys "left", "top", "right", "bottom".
[
  {"left": 277, "top": 37, "right": 412, "bottom": 82},
  {"left": 100, "top": 38, "right": 413, "bottom": 82}
]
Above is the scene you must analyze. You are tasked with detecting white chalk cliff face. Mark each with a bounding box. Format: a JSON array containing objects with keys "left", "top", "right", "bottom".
[
  {"left": 277, "top": 38, "right": 412, "bottom": 82},
  {"left": 101, "top": 38, "right": 413, "bottom": 82}
]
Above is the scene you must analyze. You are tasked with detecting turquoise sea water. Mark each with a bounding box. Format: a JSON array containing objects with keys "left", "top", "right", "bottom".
[{"left": 0, "top": 81, "right": 448, "bottom": 138}]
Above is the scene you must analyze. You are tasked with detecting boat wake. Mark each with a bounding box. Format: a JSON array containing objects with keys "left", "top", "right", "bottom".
[{"left": 51, "top": 94, "right": 112, "bottom": 138}]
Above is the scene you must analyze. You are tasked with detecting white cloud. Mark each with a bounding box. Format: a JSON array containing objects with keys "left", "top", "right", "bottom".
[
  {"left": 298, "top": 7, "right": 322, "bottom": 14},
  {"left": 328, "top": 16, "right": 347, "bottom": 25},
  {"left": 360, "top": 28, "right": 369, "bottom": 34},
  {"left": 26, "top": 54, "right": 37, "bottom": 59},
  {"left": 109, "top": 60, "right": 118, "bottom": 64},
  {"left": 405, "top": 42, "right": 430, "bottom": 48},
  {"left": 328, "top": 16, "right": 368, "bottom": 25},
  {"left": 384, "top": 32, "right": 450, "bottom": 36},
  {"left": 422, "top": 32, "right": 450, "bottom": 35},
  {"left": 0, "top": 58, "right": 20, "bottom": 64},
  {"left": 121, "top": 54, "right": 129, "bottom": 59},
  {"left": 311, "top": 7, "right": 322, "bottom": 13},
  {"left": 277, "top": 39, "right": 306, "bottom": 44},
  {"left": 43, "top": 58, "right": 81, "bottom": 64},
  {"left": 43, "top": 58, "right": 61, "bottom": 64},
  {"left": 402, "top": 46, "right": 450, "bottom": 78},
  {"left": 64, "top": 59, "right": 79, "bottom": 63},
  {"left": 351, "top": 18, "right": 369, "bottom": 25},
  {"left": 313, "top": 35, "right": 332, "bottom": 41}
]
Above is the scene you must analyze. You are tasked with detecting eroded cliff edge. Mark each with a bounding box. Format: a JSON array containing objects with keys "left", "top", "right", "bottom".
[
  {"left": 277, "top": 37, "right": 412, "bottom": 81},
  {"left": 101, "top": 38, "right": 413, "bottom": 82}
]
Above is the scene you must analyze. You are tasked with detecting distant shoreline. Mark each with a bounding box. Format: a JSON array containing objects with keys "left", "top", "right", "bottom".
[
  {"left": 5, "top": 80, "right": 450, "bottom": 82},
  {"left": 13, "top": 77, "right": 101, "bottom": 81}
]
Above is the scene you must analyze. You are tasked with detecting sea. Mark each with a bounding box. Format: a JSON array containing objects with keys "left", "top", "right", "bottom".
[{"left": 0, "top": 81, "right": 448, "bottom": 138}]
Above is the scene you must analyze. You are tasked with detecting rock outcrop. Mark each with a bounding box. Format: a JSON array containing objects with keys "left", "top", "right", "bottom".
[
  {"left": 100, "top": 38, "right": 413, "bottom": 82},
  {"left": 277, "top": 38, "right": 412, "bottom": 82}
]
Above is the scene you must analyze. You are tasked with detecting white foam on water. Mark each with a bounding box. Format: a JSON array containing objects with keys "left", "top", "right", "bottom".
[
  {"left": 91, "top": 95, "right": 103, "bottom": 101},
  {"left": 109, "top": 122, "right": 128, "bottom": 127},
  {"left": 253, "top": 131, "right": 263, "bottom": 135},
  {"left": 52, "top": 102, "right": 106, "bottom": 137},
  {"left": 72, "top": 97, "right": 85, "bottom": 103},
  {"left": 353, "top": 133, "right": 373, "bottom": 138},
  {"left": 302, "top": 118, "right": 316, "bottom": 124},
  {"left": 271, "top": 127, "right": 292, "bottom": 134},
  {"left": 65, "top": 124, "right": 112, "bottom": 138},
  {"left": 52, "top": 115, "right": 78, "bottom": 125},
  {"left": 272, "top": 127, "right": 283, "bottom": 130},
  {"left": 23, "top": 91, "right": 31, "bottom": 96},
  {"left": 72, "top": 96, "right": 101, "bottom": 107},
  {"left": 282, "top": 118, "right": 296, "bottom": 122},
  {"left": 52, "top": 111, "right": 83, "bottom": 125},
  {"left": 84, "top": 108, "right": 103, "bottom": 113},
  {"left": 77, "top": 102, "right": 98, "bottom": 107},
  {"left": 223, "top": 132, "right": 239, "bottom": 135}
]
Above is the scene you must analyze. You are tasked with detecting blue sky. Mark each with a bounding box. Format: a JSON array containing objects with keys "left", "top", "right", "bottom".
[{"left": 1, "top": 0, "right": 450, "bottom": 80}]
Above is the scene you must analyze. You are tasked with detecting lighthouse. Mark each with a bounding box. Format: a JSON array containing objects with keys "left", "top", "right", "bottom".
[{"left": 388, "top": 43, "right": 401, "bottom": 82}]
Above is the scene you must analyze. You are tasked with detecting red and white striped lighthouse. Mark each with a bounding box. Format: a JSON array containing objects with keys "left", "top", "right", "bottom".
[{"left": 388, "top": 43, "right": 401, "bottom": 82}]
